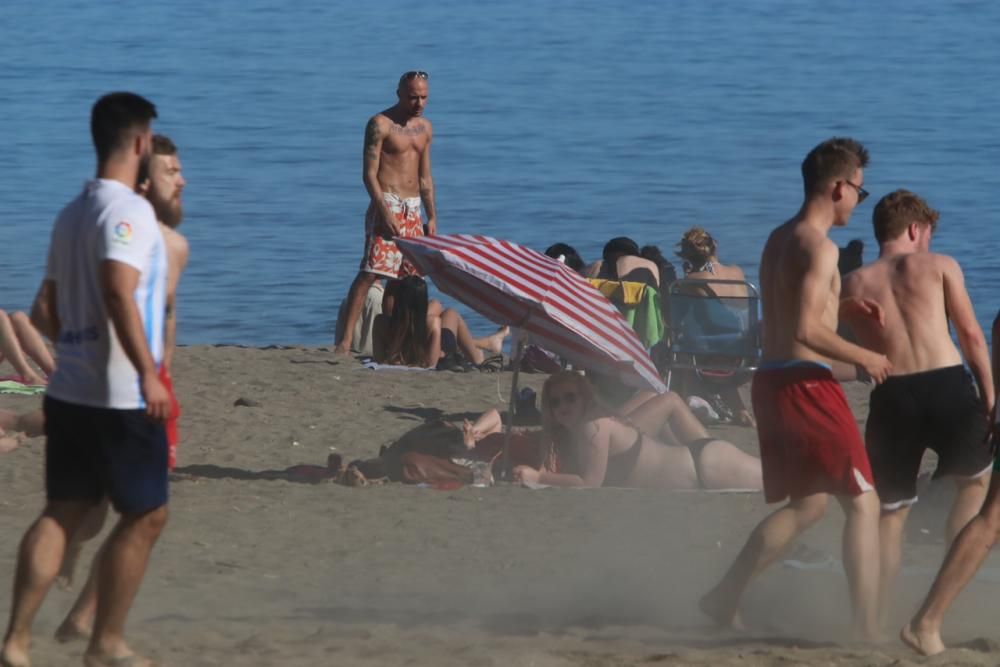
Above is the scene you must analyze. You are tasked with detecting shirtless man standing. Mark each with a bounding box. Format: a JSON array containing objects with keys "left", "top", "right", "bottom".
[
  {"left": 840, "top": 190, "right": 993, "bottom": 632},
  {"left": 700, "top": 138, "right": 892, "bottom": 641},
  {"left": 335, "top": 71, "right": 436, "bottom": 355}
]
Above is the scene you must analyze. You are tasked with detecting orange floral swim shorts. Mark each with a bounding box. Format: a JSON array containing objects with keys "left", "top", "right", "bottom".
[{"left": 361, "top": 193, "right": 424, "bottom": 279}]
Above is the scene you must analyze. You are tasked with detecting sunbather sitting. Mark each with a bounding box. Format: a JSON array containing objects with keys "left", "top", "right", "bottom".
[
  {"left": 512, "top": 371, "right": 763, "bottom": 490},
  {"left": 0, "top": 309, "right": 55, "bottom": 385},
  {"left": 372, "top": 276, "right": 508, "bottom": 370}
]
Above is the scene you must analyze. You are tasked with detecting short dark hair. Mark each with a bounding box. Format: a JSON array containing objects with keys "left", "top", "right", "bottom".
[
  {"left": 90, "top": 92, "right": 157, "bottom": 164},
  {"left": 152, "top": 134, "right": 177, "bottom": 157},
  {"left": 801, "top": 137, "right": 869, "bottom": 195},
  {"left": 544, "top": 243, "right": 584, "bottom": 272},
  {"left": 602, "top": 237, "right": 640, "bottom": 264},
  {"left": 872, "top": 189, "right": 939, "bottom": 244}
]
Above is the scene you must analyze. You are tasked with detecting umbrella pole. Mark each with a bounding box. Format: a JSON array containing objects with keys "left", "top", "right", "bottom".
[{"left": 499, "top": 336, "right": 526, "bottom": 481}]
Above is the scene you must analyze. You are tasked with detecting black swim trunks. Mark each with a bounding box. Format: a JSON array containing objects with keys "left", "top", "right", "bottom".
[
  {"left": 44, "top": 395, "right": 169, "bottom": 515},
  {"left": 866, "top": 365, "right": 992, "bottom": 509}
]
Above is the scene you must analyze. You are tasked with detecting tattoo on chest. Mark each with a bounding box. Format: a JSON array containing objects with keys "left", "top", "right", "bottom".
[{"left": 389, "top": 123, "right": 425, "bottom": 137}]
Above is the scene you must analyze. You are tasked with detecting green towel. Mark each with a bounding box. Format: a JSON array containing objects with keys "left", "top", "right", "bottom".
[
  {"left": 620, "top": 285, "right": 665, "bottom": 348},
  {"left": 0, "top": 381, "right": 46, "bottom": 396}
]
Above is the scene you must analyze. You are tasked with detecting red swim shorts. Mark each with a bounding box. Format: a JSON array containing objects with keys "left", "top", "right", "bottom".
[
  {"left": 751, "top": 363, "right": 874, "bottom": 504},
  {"left": 158, "top": 366, "right": 181, "bottom": 471}
]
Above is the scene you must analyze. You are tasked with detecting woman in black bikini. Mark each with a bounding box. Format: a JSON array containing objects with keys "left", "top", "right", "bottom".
[{"left": 512, "top": 371, "right": 762, "bottom": 490}]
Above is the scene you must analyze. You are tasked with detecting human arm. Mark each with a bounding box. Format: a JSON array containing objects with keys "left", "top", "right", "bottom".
[
  {"left": 362, "top": 116, "right": 399, "bottom": 235},
  {"left": 29, "top": 279, "right": 59, "bottom": 340},
  {"left": 162, "top": 235, "right": 190, "bottom": 371},
  {"left": 944, "top": 258, "right": 993, "bottom": 412},
  {"left": 100, "top": 261, "right": 171, "bottom": 420},
  {"left": 795, "top": 242, "right": 891, "bottom": 382},
  {"left": 418, "top": 123, "right": 436, "bottom": 235},
  {"left": 515, "top": 420, "right": 609, "bottom": 487}
]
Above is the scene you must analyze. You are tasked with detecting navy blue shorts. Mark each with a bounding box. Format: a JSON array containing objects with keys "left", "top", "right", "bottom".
[{"left": 44, "top": 395, "right": 169, "bottom": 514}]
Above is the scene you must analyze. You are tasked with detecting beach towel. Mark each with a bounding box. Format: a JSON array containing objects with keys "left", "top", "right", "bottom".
[{"left": 0, "top": 380, "right": 46, "bottom": 396}]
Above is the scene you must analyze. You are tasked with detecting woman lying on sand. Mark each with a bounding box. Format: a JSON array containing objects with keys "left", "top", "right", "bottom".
[
  {"left": 372, "top": 276, "right": 508, "bottom": 370},
  {"left": 512, "top": 371, "right": 762, "bottom": 490}
]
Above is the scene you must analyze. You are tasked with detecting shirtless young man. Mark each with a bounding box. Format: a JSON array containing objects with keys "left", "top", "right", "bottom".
[
  {"left": 840, "top": 190, "right": 993, "bottom": 632},
  {"left": 334, "top": 71, "right": 436, "bottom": 356},
  {"left": 53, "top": 133, "right": 191, "bottom": 645},
  {"left": 699, "top": 138, "right": 892, "bottom": 641},
  {"left": 901, "top": 340, "right": 1000, "bottom": 655}
]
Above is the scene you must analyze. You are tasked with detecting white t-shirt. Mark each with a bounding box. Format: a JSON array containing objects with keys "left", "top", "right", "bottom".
[{"left": 45, "top": 179, "right": 167, "bottom": 410}]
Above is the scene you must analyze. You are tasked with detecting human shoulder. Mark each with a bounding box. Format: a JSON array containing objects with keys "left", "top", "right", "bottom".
[{"left": 160, "top": 225, "right": 190, "bottom": 267}]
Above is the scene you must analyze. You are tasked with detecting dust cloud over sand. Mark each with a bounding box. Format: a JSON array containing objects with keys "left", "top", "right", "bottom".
[{"left": 3, "top": 346, "right": 1000, "bottom": 665}]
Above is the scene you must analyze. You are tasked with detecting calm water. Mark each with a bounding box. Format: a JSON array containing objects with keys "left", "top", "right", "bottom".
[{"left": 2, "top": 1, "right": 999, "bottom": 345}]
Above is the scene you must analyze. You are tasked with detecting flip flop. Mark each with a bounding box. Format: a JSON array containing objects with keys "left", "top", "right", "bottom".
[{"left": 477, "top": 355, "right": 504, "bottom": 373}]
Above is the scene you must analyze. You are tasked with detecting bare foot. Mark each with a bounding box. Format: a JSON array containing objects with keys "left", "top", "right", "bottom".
[
  {"left": 698, "top": 589, "right": 746, "bottom": 632},
  {"left": 0, "top": 637, "right": 31, "bottom": 667},
  {"left": 482, "top": 326, "right": 510, "bottom": 355},
  {"left": 54, "top": 618, "right": 91, "bottom": 643},
  {"left": 901, "top": 621, "right": 946, "bottom": 657},
  {"left": 333, "top": 342, "right": 352, "bottom": 356},
  {"left": 0, "top": 433, "right": 24, "bottom": 454},
  {"left": 736, "top": 410, "right": 756, "bottom": 428},
  {"left": 22, "top": 372, "right": 46, "bottom": 386}
]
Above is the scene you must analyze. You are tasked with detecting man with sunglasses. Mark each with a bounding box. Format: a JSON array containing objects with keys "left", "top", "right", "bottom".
[
  {"left": 701, "top": 137, "right": 891, "bottom": 641},
  {"left": 839, "top": 191, "right": 993, "bottom": 656},
  {"left": 336, "top": 71, "right": 436, "bottom": 356}
]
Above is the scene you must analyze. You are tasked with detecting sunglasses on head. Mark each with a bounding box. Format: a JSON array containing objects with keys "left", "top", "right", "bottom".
[
  {"left": 842, "top": 179, "right": 869, "bottom": 203},
  {"left": 399, "top": 71, "right": 429, "bottom": 83},
  {"left": 549, "top": 391, "right": 578, "bottom": 409}
]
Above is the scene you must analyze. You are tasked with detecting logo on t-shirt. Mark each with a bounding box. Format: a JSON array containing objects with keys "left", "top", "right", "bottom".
[{"left": 113, "top": 221, "right": 133, "bottom": 244}]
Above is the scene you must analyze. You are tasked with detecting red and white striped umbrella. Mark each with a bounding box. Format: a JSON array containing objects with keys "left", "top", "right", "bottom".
[{"left": 396, "top": 234, "right": 666, "bottom": 393}]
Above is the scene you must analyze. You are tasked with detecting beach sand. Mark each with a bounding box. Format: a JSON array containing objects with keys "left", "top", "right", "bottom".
[{"left": 2, "top": 345, "right": 1000, "bottom": 666}]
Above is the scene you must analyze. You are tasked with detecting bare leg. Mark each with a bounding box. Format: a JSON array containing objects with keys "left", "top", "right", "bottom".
[
  {"left": 84, "top": 506, "right": 168, "bottom": 667},
  {"left": 58, "top": 499, "right": 110, "bottom": 592},
  {"left": 877, "top": 506, "right": 910, "bottom": 630},
  {"left": 461, "top": 409, "right": 503, "bottom": 449},
  {"left": 0, "top": 311, "right": 45, "bottom": 386},
  {"left": 440, "top": 309, "right": 491, "bottom": 365},
  {"left": 837, "top": 491, "right": 882, "bottom": 641},
  {"left": 1, "top": 501, "right": 94, "bottom": 667},
  {"left": 696, "top": 440, "right": 763, "bottom": 490},
  {"left": 625, "top": 391, "right": 709, "bottom": 445},
  {"left": 13, "top": 412, "right": 43, "bottom": 439},
  {"left": 700, "top": 493, "right": 829, "bottom": 630},
  {"left": 945, "top": 473, "right": 991, "bottom": 545},
  {"left": 903, "top": 474, "right": 1000, "bottom": 657},
  {"left": 334, "top": 272, "right": 378, "bottom": 355},
  {"left": 9, "top": 313, "right": 54, "bottom": 377}
]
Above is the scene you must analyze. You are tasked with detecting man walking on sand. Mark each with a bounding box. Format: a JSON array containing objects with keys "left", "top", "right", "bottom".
[
  {"left": 1, "top": 92, "right": 170, "bottom": 667},
  {"left": 901, "top": 310, "right": 1000, "bottom": 657},
  {"left": 841, "top": 190, "right": 993, "bottom": 630},
  {"left": 54, "top": 133, "right": 192, "bottom": 645},
  {"left": 699, "top": 137, "right": 892, "bottom": 641},
  {"left": 335, "top": 71, "right": 437, "bottom": 355}
]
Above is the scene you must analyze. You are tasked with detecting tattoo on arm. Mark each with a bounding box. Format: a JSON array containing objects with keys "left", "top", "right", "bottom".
[{"left": 364, "top": 118, "right": 380, "bottom": 164}]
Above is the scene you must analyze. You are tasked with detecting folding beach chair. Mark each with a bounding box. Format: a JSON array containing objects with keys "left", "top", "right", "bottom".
[{"left": 662, "top": 278, "right": 761, "bottom": 392}]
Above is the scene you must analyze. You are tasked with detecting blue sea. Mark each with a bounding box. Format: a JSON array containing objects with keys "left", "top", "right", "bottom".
[{"left": 2, "top": 1, "right": 998, "bottom": 345}]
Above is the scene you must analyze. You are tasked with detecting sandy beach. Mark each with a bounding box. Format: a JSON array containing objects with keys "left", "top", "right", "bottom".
[{"left": 2, "top": 345, "right": 999, "bottom": 666}]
